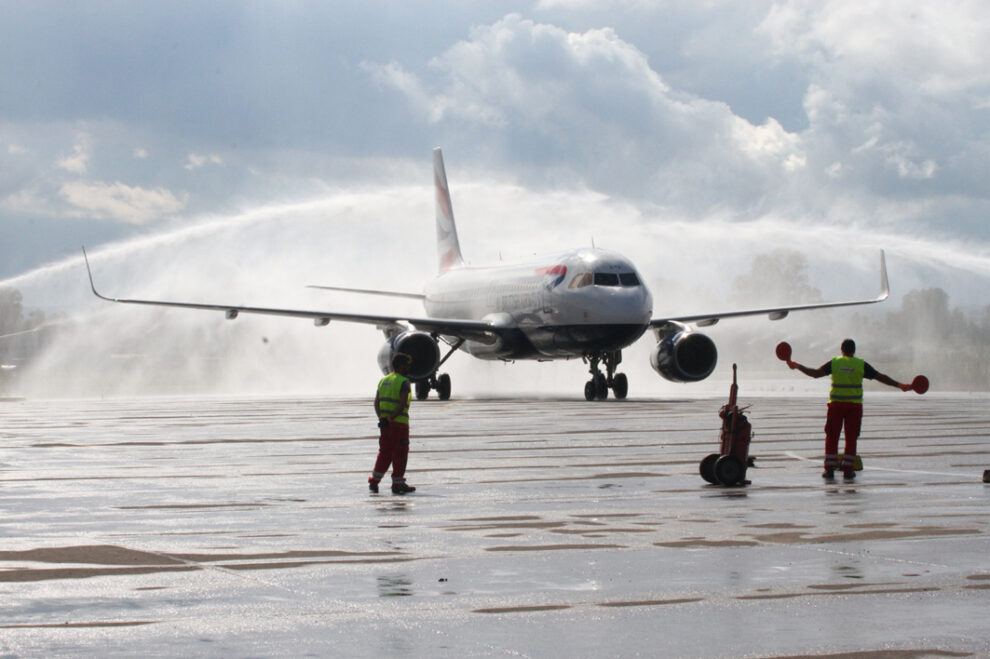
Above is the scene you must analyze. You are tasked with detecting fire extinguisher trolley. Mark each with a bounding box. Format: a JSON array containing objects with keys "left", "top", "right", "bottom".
[{"left": 700, "top": 363, "right": 753, "bottom": 486}]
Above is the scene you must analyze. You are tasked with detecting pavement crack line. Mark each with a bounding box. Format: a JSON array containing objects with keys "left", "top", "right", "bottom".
[
  {"left": 138, "top": 547, "right": 326, "bottom": 600},
  {"left": 808, "top": 545, "right": 953, "bottom": 569},
  {"left": 784, "top": 451, "right": 968, "bottom": 478}
]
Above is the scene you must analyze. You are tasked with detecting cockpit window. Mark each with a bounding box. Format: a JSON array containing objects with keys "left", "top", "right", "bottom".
[
  {"left": 569, "top": 272, "right": 592, "bottom": 289},
  {"left": 572, "top": 270, "right": 641, "bottom": 288}
]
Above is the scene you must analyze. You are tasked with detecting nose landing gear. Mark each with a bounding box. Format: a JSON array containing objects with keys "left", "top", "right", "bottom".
[
  {"left": 413, "top": 337, "right": 462, "bottom": 401},
  {"left": 583, "top": 351, "right": 628, "bottom": 401},
  {"left": 415, "top": 373, "right": 452, "bottom": 401}
]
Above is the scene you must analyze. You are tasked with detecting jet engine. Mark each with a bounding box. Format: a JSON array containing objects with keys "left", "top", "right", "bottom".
[
  {"left": 377, "top": 330, "right": 441, "bottom": 381},
  {"left": 650, "top": 329, "right": 718, "bottom": 383}
]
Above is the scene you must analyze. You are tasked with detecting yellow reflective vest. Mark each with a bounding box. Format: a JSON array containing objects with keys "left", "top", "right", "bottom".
[
  {"left": 829, "top": 356, "right": 865, "bottom": 404},
  {"left": 377, "top": 372, "right": 410, "bottom": 424}
]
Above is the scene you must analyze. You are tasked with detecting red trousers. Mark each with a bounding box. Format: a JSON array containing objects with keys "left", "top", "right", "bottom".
[
  {"left": 824, "top": 402, "right": 862, "bottom": 472},
  {"left": 371, "top": 422, "right": 409, "bottom": 483}
]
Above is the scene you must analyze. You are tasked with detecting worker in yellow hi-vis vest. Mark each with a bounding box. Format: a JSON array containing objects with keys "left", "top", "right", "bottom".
[
  {"left": 370, "top": 353, "right": 416, "bottom": 494},
  {"left": 786, "top": 338, "right": 912, "bottom": 480}
]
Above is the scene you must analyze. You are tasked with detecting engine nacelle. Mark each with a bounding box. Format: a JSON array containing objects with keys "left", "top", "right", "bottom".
[
  {"left": 650, "top": 331, "right": 718, "bottom": 383},
  {"left": 377, "top": 331, "right": 441, "bottom": 382}
]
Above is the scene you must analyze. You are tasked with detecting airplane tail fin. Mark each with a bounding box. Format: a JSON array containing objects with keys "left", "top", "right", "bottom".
[{"left": 433, "top": 148, "right": 464, "bottom": 272}]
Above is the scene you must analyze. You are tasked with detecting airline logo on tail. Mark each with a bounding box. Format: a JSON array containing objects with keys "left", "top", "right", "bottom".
[{"left": 433, "top": 148, "right": 464, "bottom": 273}]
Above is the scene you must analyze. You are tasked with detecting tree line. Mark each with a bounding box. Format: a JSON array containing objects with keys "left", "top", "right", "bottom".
[
  {"left": 731, "top": 250, "right": 990, "bottom": 390},
  {"left": 0, "top": 287, "right": 49, "bottom": 390}
]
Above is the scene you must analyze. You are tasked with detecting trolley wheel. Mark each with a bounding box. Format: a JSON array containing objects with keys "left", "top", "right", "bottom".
[
  {"left": 714, "top": 454, "right": 744, "bottom": 486},
  {"left": 700, "top": 453, "right": 721, "bottom": 484}
]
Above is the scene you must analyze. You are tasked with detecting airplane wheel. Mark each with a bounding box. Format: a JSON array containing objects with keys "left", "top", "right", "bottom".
[
  {"left": 700, "top": 453, "right": 720, "bottom": 484},
  {"left": 594, "top": 373, "right": 608, "bottom": 400},
  {"left": 714, "top": 455, "right": 744, "bottom": 486},
  {"left": 584, "top": 380, "right": 595, "bottom": 401},
  {"left": 612, "top": 373, "right": 628, "bottom": 399},
  {"left": 437, "top": 373, "right": 451, "bottom": 401},
  {"left": 415, "top": 381, "right": 430, "bottom": 400}
]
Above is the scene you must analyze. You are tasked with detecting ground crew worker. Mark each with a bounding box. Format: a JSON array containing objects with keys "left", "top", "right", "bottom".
[
  {"left": 786, "top": 338, "right": 912, "bottom": 480},
  {"left": 369, "top": 353, "right": 416, "bottom": 494}
]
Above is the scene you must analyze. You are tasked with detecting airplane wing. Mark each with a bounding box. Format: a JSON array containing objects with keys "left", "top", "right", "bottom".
[
  {"left": 305, "top": 284, "right": 426, "bottom": 300},
  {"left": 82, "top": 249, "right": 498, "bottom": 344},
  {"left": 650, "top": 250, "right": 890, "bottom": 329}
]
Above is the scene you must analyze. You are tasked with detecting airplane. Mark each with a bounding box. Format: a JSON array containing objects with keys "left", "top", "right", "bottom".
[{"left": 83, "top": 148, "right": 890, "bottom": 402}]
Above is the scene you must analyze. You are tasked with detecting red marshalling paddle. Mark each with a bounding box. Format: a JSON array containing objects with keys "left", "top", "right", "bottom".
[
  {"left": 775, "top": 341, "right": 792, "bottom": 362},
  {"left": 911, "top": 375, "right": 929, "bottom": 394}
]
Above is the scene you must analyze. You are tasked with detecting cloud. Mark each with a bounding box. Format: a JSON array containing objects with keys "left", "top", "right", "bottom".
[
  {"left": 59, "top": 180, "right": 187, "bottom": 224},
  {"left": 731, "top": 116, "right": 806, "bottom": 171},
  {"left": 368, "top": 13, "right": 806, "bottom": 213},
  {"left": 184, "top": 153, "right": 224, "bottom": 171},
  {"left": 3, "top": 2, "right": 990, "bottom": 282},
  {"left": 760, "top": 0, "right": 990, "bottom": 94},
  {"left": 760, "top": 2, "right": 990, "bottom": 198},
  {"left": 55, "top": 135, "right": 90, "bottom": 173}
]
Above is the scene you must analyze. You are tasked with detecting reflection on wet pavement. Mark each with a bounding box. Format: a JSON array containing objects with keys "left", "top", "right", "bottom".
[
  {"left": 377, "top": 574, "right": 414, "bottom": 597},
  {"left": 0, "top": 394, "right": 988, "bottom": 656}
]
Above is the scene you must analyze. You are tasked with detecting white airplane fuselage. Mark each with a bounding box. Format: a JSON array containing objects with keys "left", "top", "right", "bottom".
[{"left": 423, "top": 247, "right": 652, "bottom": 360}]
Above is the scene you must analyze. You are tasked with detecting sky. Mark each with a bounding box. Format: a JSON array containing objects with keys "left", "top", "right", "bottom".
[{"left": 1, "top": 0, "right": 989, "bottom": 395}]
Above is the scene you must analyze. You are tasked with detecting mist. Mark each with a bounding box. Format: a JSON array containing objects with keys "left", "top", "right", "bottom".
[{"left": 2, "top": 176, "right": 989, "bottom": 399}]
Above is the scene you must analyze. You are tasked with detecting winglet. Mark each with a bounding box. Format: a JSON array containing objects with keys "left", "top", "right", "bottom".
[
  {"left": 82, "top": 247, "right": 114, "bottom": 302},
  {"left": 878, "top": 249, "right": 890, "bottom": 301}
]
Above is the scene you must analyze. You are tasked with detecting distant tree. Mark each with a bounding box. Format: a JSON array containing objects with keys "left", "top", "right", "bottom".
[
  {"left": 0, "top": 287, "right": 48, "bottom": 371},
  {"left": 853, "top": 287, "right": 990, "bottom": 390},
  {"left": 0, "top": 287, "right": 25, "bottom": 335},
  {"left": 896, "top": 288, "right": 952, "bottom": 337},
  {"left": 731, "top": 249, "right": 823, "bottom": 305}
]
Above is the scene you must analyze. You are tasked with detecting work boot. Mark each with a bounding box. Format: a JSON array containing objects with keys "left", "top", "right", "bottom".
[
  {"left": 368, "top": 479, "right": 379, "bottom": 493},
  {"left": 391, "top": 482, "right": 416, "bottom": 495},
  {"left": 822, "top": 469, "right": 835, "bottom": 480},
  {"left": 842, "top": 470, "right": 856, "bottom": 480}
]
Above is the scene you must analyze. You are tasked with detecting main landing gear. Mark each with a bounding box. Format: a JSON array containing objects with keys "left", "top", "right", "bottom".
[{"left": 583, "top": 351, "right": 628, "bottom": 401}]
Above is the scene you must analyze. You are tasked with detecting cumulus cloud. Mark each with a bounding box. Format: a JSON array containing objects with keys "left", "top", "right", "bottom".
[
  {"left": 55, "top": 135, "right": 90, "bottom": 173},
  {"left": 760, "top": 2, "right": 990, "bottom": 203},
  {"left": 369, "top": 13, "right": 806, "bottom": 214},
  {"left": 760, "top": 0, "right": 990, "bottom": 94},
  {"left": 3, "top": 2, "right": 990, "bottom": 287},
  {"left": 731, "top": 116, "right": 806, "bottom": 171},
  {"left": 59, "top": 180, "right": 187, "bottom": 224},
  {"left": 184, "top": 153, "right": 224, "bottom": 170}
]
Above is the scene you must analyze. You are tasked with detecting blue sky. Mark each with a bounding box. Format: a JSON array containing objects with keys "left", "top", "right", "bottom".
[{"left": 2, "top": 0, "right": 989, "bottom": 294}]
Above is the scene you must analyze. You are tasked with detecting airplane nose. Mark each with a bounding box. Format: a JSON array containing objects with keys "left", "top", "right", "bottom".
[{"left": 587, "top": 287, "right": 652, "bottom": 324}]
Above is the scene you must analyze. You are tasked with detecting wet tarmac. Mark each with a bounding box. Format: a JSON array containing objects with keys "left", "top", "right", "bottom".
[{"left": 1, "top": 392, "right": 988, "bottom": 657}]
